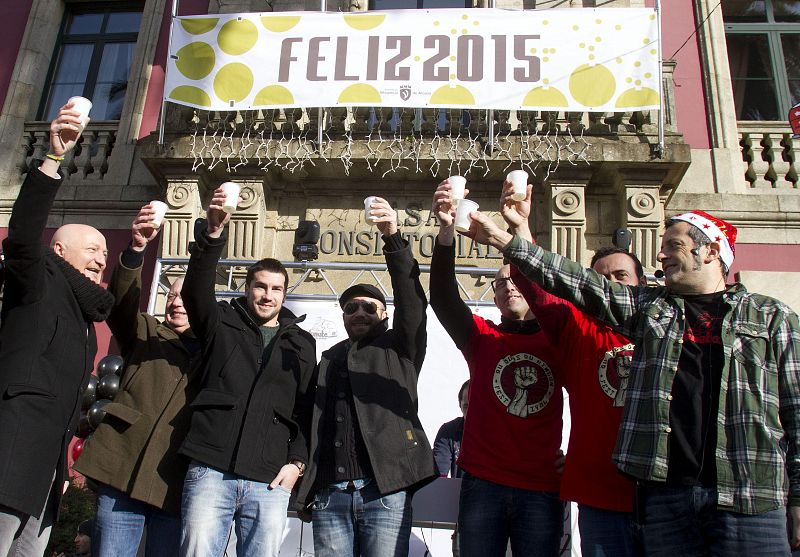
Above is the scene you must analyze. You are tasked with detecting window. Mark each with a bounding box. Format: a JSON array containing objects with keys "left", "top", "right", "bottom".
[
  {"left": 723, "top": 0, "right": 800, "bottom": 120},
  {"left": 40, "top": 5, "right": 143, "bottom": 122},
  {"left": 370, "top": 0, "right": 470, "bottom": 9}
]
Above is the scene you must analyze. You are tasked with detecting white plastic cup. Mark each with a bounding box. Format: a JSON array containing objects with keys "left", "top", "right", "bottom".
[
  {"left": 448, "top": 176, "right": 466, "bottom": 203},
  {"left": 67, "top": 96, "right": 92, "bottom": 129},
  {"left": 507, "top": 170, "right": 529, "bottom": 202},
  {"left": 364, "top": 196, "right": 378, "bottom": 225},
  {"left": 454, "top": 199, "right": 479, "bottom": 233},
  {"left": 220, "top": 182, "right": 240, "bottom": 213},
  {"left": 150, "top": 201, "right": 168, "bottom": 228}
]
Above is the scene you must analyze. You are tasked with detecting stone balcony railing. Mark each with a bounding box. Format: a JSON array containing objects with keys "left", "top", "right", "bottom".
[
  {"left": 739, "top": 121, "right": 800, "bottom": 190},
  {"left": 19, "top": 120, "right": 117, "bottom": 180}
]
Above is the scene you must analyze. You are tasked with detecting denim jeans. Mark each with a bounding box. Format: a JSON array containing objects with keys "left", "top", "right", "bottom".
[
  {"left": 312, "top": 479, "right": 412, "bottom": 557},
  {"left": 457, "top": 472, "right": 563, "bottom": 557},
  {"left": 578, "top": 504, "right": 641, "bottom": 557},
  {"left": 179, "top": 461, "right": 290, "bottom": 557},
  {"left": 641, "top": 484, "right": 790, "bottom": 556},
  {"left": 0, "top": 472, "right": 55, "bottom": 557},
  {"left": 94, "top": 483, "right": 181, "bottom": 557}
]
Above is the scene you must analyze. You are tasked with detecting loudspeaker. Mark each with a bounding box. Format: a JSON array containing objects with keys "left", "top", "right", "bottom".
[{"left": 612, "top": 228, "right": 632, "bottom": 251}]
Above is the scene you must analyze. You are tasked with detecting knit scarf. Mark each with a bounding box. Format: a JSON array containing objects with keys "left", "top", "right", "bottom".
[{"left": 46, "top": 249, "right": 115, "bottom": 322}]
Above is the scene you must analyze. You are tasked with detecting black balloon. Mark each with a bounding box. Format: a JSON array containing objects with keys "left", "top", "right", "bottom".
[
  {"left": 87, "top": 399, "right": 110, "bottom": 429},
  {"left": 81, "top": 375, "right": 98, "bottom": 411},
  {"left": 97, "top": 374, "right": 120, "bottom": 401},
  {"left": 75, "top": 413, "right": 91, "bottom": 438},
  {"left": 96, "top": 355, "right": 124, "bottom": 377}
]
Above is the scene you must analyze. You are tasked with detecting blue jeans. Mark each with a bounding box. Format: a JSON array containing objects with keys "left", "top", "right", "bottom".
[
  {"left": 179, "top": 461, "right": 290, "bottom": 557},
  {"left": 578, "top": 504, "right": 641, "bottom": 557},
  {"left": 641, "top": 485, "right": 790, "bottom": 556},
  {"left": 94, "top": 483, "right": 181, "bottom": 557},
  {"left": 457, "top": 472, "right": 563, "bottom": 557},
  {"left": 312, "top": 479, "right": 412, "bottom": 557}
]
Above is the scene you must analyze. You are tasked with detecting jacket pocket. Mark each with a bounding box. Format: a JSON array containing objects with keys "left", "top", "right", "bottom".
[
  {"left": 5, "top": 383, "right": 56, "bottom": 398},
  {"left": 103, "top": 402, "right": 142, "bottom": 426},
  {"left": 262, "top": 409, "right": 295, "bottom": 465},
  {"left": 189, "top": 389, "right": 239, "bottom": 449}
]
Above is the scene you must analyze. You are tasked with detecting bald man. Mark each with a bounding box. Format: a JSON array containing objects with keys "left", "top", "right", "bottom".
[{"left": 0, "top": 104, "right": 114, "bottom": 556}]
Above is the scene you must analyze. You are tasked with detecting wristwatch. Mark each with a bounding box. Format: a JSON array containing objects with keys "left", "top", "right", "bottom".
[{"left": 291, "top": 460, "right": 306, "bottom": 476}]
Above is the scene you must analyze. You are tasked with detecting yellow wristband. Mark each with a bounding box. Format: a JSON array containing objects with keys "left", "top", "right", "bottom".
[{"left": 45, "top": 153, "right": 65, "bottom": 162}]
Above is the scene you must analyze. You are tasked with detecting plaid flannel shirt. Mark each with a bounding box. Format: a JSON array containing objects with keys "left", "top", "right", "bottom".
[{"left": 505, "top": 235, "right": 800, "bottom": 514}]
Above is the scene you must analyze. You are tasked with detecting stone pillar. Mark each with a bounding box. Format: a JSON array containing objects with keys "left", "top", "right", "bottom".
[
  {"left": 548, "top": 183, "right": 586, "bottom": 263},
  {"left": 161, "top": 179, "right": 203, "bottom": 259},
  {"left": 619, "top": 183, "right": 663, "bottom": 270},
  {"left": 226, "top": 180, "right": 267, "bottom": 260}
]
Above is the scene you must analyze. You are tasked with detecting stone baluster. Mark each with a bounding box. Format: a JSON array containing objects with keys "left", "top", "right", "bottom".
[
  {"left": 444, "top": 109, "right": 463, "bottom": 135},
  {"left": 742, "top": 132, "right": 772, "bottom": 188},
  {"left": 398, "top": 108, "right": 415, "bottom": 133},
  {"left": 89, "top": 129, "right": 114, "bottom": 179},
  {"left": 351, "top": 107, "right": 371, "bottom": 133},
  {"left": 785, "top": 134, "right": 800, "bottom": 188},
  {"left": 420, "top": 108, "right": 438, "bottom": 135},
  {"left": 329, "top": 107, "right": 348, "bottom": 133},
  {"left": 769, "top": 134, "right": 792, "bottom": 189}
]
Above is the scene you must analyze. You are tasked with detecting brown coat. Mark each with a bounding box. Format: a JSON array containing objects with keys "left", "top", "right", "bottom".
[{"left": 74, "top": 255, "right": 201, "bottom": 515}]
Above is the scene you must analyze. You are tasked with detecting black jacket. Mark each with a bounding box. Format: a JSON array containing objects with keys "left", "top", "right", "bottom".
[
  {"left": 0, "top": 169, "right": 98, "bottom": 517},
  {"left": 296, "top": 233, "right": 435, "bottom": 508},
  {"left": 180, "top": 227, "right": 317, "bottom": 482}
]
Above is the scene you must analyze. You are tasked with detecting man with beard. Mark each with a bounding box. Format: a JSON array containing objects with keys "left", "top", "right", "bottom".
[
  {"left": 428, "top": 181, "right": 564, "bottom": 557},
  {"left": 74, "top": 203, "right": 202, "bottom": 557},
  {"left": 296, "top": 197, "right": 435, "bottom": 557},
  {"left": 179, "top": 186, "right": 317, "bottom": 557},
  {"left": 0, "top": 104, "right": 114, "bottom": 555}
]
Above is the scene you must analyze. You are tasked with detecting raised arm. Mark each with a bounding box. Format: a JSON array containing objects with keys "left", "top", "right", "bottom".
[
  {"left": 107, "top": 204, "right": 161, "bottom": 351},
  {"left": 182, "top": 187, "right": 233, "bottom": 343},
  {"left": 371, "top": 196, "right": 427, "bottom": 371},
  {"left": 429, "top": 180, "right": 477, "bottom": 350}
]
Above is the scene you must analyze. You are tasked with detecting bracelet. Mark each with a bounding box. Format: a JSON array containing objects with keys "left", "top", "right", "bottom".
[
  {"left": 291, "top": 461, "right": 306, "bottom": 476},
  {"left": 45, "top": 153, "right": 65, "bottom": 162}
]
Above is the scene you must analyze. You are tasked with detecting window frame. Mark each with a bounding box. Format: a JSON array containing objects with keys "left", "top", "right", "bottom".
[
  {"left": 723, "top": 0, "right": 800, "bottom": 120},
  {"left": 38, "top": 2, "right": 143, "bottom": 121}
]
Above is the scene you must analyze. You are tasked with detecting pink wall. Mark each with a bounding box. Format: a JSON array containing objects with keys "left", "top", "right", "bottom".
[
  {"left": 729, "top": 243, "right": 800, "bottom": 278},
  {"left": 138, "top": 0, "right": 211, "bottom": 140},
  {"left": 0, "top": 1, "right": 34, "bottom": 113}
]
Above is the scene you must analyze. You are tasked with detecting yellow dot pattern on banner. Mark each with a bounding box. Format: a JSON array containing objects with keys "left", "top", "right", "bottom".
[
  {"left": 213, "top": 63, "right": 253, "bottom": 103},
  {"left": 616, "top": 57, "right": 623, "bottom": 64},
  {"left": 434, "top": 21, "right": 440, "bottom": 26},
  {"left": 616, "top": 87, "right": 659, "bottom": 107},
  {"left": 430, "top": 85, "right": 475, "bottom": 105},
  {"left": 260, "top": 16, "right": 301, "bottom": 32},
  {"left": 450, "top": 56, "right": 456, "bottom": 61},
  {"left": 451, "top": 28, "right": 457, "bottom": 34},
  {"left": 473, "top": 21, "right": 479, "bottom": 26},
  {"left": 569, "top": 63, "right": 616, "bottom": 107},
  {"left": 181, "top": 18, "right": 219, "bottom": 35},
  {"left": 650, "top": 14, "right": 656, "bottom": 20},
  {"left": 462, "top": 14, "right": 468, "bottom": 20},
  {"left": 573, "top": 25, "right": 579, "bottom": 31},
  {"left": 338, "top": 83, "right": 382, "bottom": 103},
  {"left": 615, "top": 24, "right": 622, "bottom": 31},
  {"left": 254, "top": 85, "right": 295, "bottom": 105},
  {"left": 522, "top": 86, "right": 568, "bottom": 107},
  {"left": 170, "top": 85, "right": 212, "bottom": 107},
  {"left": 414, "top": 56, "right": 420, "bottom": 61},
  {"left": 634, "top": 61, "right": 642, "bottom": 67},
  {"left": 175, "top": 42, "right": 216, "bottom": 80},
  {"left": 543, "top": 20, "right": 549, "bottom": 25},
  {"left": 596, "top": 19, "right": 602, "bottom": 24},
  {"left": 651, "top": 49, "right": 658, "bottom": 55},
  {"left": 645, "top": 72, "right": 652, "bottom": 78},
  {"left": 218, "top": 19, "right": 258, "bottom": 56},
  {"left": 344, "top": 14, "right": 386, "bottom": 30}
]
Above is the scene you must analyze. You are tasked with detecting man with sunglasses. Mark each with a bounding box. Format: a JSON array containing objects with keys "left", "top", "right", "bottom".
[
  {"left": 429, "top": 182, "right": 565, "bottom": 556},
  {"left": 296, "top": 196, "right": 436, "bottom": 557},
  {"left": 74, "top": 203, "right": 202, "bottom": 557},
  {"left": 178, "top": 186, "right": 317, "bottom": 557}
]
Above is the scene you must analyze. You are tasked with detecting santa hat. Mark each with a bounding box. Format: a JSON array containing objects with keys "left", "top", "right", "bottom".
[{"left": 671, "top": 210, "right": 737, "bottom": 268}]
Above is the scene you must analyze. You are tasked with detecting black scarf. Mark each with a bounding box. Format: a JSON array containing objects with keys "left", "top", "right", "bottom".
[{"left": 46, "top": 249, "right": 115, "bottom": 322}]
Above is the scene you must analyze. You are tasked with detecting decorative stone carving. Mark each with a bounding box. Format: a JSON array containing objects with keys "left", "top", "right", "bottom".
[
  {"left": 161, "top": 180, "right": 203, "bottom": 259},
  {"left": 226, "top": 180, "right": 266, "bottom": 260},
  {"left": 549, "top": 185, "right": 586, "bottom": 262},
  {"left": 620, "top": 184, "right": 663, "bottom": 270}
]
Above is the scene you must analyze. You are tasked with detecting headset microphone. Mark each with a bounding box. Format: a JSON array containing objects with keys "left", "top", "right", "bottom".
[{"left": 654, "top": 269, "right": 664, "bottom": 279}]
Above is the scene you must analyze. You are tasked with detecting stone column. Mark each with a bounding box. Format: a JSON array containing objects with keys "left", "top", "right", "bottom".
[
  {"left": 226, "top": 180, "right": 267, "bottom": 260},
  {"left": 548, "top": 183, "right": 587, "bottom": 264},
  {"left": 619, "top": 183, "right": 663, "bottom": 270},
  {"left": 161, "top": 179, "right": 204, "bottom": 259}
]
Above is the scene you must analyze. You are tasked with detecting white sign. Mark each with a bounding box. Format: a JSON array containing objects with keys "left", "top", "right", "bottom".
[{"left": 166, "top": 8, "right": 661, "bottom": 112}]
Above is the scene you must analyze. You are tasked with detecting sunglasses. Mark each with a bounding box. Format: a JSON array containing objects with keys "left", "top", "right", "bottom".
[
  {"left": 490, "top": 276, "right": 514, "bottom": 292},
  {"left": 343, "top": 300, "right": 381, "bottom": 315}
]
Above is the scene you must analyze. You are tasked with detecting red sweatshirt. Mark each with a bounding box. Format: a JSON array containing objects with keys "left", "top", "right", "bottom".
[{"left": 512, "top": 267, "right": 636, "bottom": 512}]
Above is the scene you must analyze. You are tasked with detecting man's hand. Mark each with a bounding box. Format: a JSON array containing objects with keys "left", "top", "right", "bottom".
[
  {"left": 370, "top": 197, "right": 398, "bottom": 237},
  {"left": 39, "top": 103, "right": 85, "bottom": 178},
  {"left": 790, "top": 505, "right": 800, "bottom": 550},
  {"left": 131, "top": 204, "right": 160, "bottom": 252},
  {"left": 269, "top": 463, "right": 302, "bottom": 492},
  {"left": 459, "top": 210, "right": 514, "bottom": 250},
  {"left": 500, "top": 180, "right": 533, "bottom": 242},
  {"left": 554, "top": 449, "right": 566, "bottom": 475},
  {"left": 206, "top": 186, "right": 234, "bottom": 238},
  {"left": 433, "top": 179, "right": 470, "bottom": 246}
]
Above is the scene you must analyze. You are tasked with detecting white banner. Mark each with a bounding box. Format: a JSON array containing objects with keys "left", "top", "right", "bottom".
[{"left": 165, "top": 8, "right": 660, "bottom": 112}]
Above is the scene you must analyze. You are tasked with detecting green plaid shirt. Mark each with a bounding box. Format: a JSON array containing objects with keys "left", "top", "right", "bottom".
[{"left": 505, "top": 236, "right": 800, "bottom": 514}]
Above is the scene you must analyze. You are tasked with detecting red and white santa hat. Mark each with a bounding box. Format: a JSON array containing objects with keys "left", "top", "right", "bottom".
[{"left": 671, "top": 210, "right": 737, "bottom": 268}]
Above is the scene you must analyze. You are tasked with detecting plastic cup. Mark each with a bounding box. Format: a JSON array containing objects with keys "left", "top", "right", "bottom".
[
  {"left": 220, "top": 182, "right": 240, "bottom": 213},
  {"left": 150, "top": 201, "right": 168, "bottom": 228},
  {"left": 454, "top": 199, "right": 479, "bottom": 233},
  {"left": 364, "top": 196, "right": 378, "bottom": 225},
  {"left": 449, "top": 176, "right": 466, "bottom": 203},
  {"left": 67, "top": 96, "right": 92, "bottom": 129},
  {"left": 507, "top": 170, "right": 529, "bottom": 202}
]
